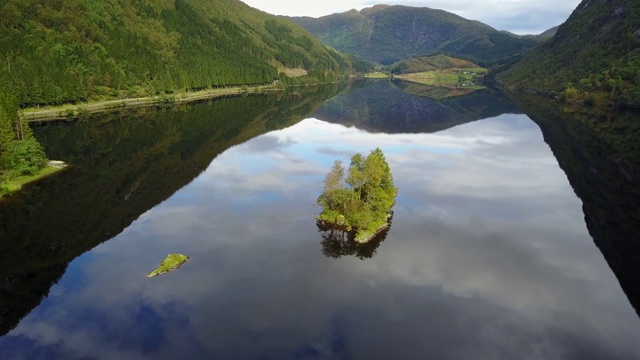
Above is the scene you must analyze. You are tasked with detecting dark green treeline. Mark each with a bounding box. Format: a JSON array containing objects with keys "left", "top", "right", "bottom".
[
  {"left": 0, "top": 94, "right": 47, "bottom": 190},
  {"left": 499, "top": 0, "right": 640, "bottom": 107},
  {"left": 0, "top": 0, "right": 350, "bottom": 107}
]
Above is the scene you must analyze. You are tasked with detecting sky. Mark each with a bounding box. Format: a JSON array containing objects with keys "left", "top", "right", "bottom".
[{"left": 240, "top": 0, "right": 583, "bottom": 35}]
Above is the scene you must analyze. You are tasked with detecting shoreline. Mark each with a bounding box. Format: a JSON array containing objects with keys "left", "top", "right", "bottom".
[
  {"left": 316, "top": 215, "right": 392, "bottom": 244},
  {"left": 4, "top": 81, "right": 339, "bottom": 198},
  {"left": 354, "top": 222, "right": 391, "bottom": 243},
  {"left": 1, "top": 161, "right": 68, "bottom": 198},
  {"left": 20, "top": 85, "right": 282, "bottom": 122}
]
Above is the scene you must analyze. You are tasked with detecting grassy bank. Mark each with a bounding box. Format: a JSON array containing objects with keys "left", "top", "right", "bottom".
[
  {"left": 394, "top": 67, "right": 485, "bottom": 88},
  {"left": 20, "top": 85, "right": 281, "bottom": 122},
  {"left": 1, "top": 162, "right": 67, "bottom": 197},
  {"left": 363, "top": 72, "right": 390, "bottom": 79}
]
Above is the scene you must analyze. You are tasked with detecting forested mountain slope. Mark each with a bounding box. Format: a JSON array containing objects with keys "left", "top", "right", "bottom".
[
  {"left": 0, "top": 0, "right": 350, "bottom": 107},
  {"left": 499, "top": 0, "right": 640, "bottom": 107},
  {"left": 288, "top": 5, "right": 538, "bottom": 65}
]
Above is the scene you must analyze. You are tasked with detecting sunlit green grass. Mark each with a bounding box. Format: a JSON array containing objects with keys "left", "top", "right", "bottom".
[
  {"left": 395, "top": 67, "right": 486, "bottom": 87},
  {"left": 363, "top": 72, "right": 390, "bottom": 79},
  {"left": 147, "top": 253, "right": 190, "bottom": 277},
  {"left": 1, "top": 165, "right": 65, "bottom": 196}
]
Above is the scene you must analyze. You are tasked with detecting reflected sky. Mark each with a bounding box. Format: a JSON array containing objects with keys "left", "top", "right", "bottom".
[{"left": 2, "top": 114, "right": 639, "bottom": 359}]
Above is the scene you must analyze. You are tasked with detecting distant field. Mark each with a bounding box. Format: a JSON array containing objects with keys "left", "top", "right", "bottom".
[
  {"left": 363, "top": 72, "right": 390, "bottom": 79},
  {"left": 395, "top": 67, "right": 486, "bottom": 88}
]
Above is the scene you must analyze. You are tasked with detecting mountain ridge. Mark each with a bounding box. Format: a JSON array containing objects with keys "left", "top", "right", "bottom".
[{"left": 287, "top": 5, "right": 539, "bottom": 65}]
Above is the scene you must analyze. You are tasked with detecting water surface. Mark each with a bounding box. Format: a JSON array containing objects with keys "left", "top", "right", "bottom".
[{"left": 1, "top": 82, "right": 639, "bottom": 359}]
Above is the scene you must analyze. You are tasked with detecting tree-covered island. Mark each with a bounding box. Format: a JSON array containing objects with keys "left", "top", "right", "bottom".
[{"left": 317, "top": 148, "right": 397, "bottom": 243}]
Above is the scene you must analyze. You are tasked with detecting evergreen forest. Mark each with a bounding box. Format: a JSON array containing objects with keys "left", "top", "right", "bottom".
[
  {"left": 0, "top": 0, "right": 351, "bottom": 108},
  {"left": 0, "top": 94, "right": 47, "bottom": 194},
  {"left": 0, "top": 0, "right": 356, "bottom": 189},
  {"left": 499, "top": 0, "right": 640, "bottom": 107},
  {"left": 2, "top": 0, "right": 639, "bottom": 193}
]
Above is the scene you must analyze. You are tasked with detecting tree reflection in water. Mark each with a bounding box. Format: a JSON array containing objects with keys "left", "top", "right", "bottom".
[{"left": 317, "top": 213, "right": 393, "bottom": 259}]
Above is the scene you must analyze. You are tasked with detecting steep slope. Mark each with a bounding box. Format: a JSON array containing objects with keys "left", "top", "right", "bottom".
[
  {"left": 288, "top": 5, "right": 538, "bottom": 65},
  {"left": 0, "top": 0, "right": 350, "bottom": 107},
  {"left": 499, "top": 0, "right": 640, "bottom": 107},
  {"left": 521, "top": 26, "right": 560, "bottom": 43}
]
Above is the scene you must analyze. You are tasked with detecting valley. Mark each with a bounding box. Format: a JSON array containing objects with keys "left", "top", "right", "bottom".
[{"left": 1, "top": 0, "right": 639, "bottom": 358}]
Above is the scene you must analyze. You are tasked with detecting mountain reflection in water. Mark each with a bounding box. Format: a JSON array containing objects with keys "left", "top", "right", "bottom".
[
  {"left": 513, "top": 95, "right": 640, "bottom": 317},
  {"left": 0, "top": 85, "right": 342, "bottom": 336},
  {"left": 314, "top": 80, "right": 521, "bottom": 134},
  {"left": 0, "top": 81, "right": 639, "bottom": 359}
]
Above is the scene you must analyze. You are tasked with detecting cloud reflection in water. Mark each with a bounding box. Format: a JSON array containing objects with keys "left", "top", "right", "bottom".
[{"left": 2, "top": 114, "right": 639, "bottom": 359}]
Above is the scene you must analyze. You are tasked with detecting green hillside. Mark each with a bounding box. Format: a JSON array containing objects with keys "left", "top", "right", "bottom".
[
  {"left": 288, "top": 5, "right": 538, "bottom": 65},
  {"left": 520, "top": 26, "right": 560, "bottom": 43},
  {"left": 389, "top": 54, "right": 481, "bottom": 74},
  {"left": 0, "top": 0, "right": 350, "bottom": 107},
  {"left": 499, "top": 0, "right": 640, "bottom": 107}
]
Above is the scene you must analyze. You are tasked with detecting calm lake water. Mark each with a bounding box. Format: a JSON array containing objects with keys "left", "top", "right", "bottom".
[{"left": 1, "top": 81, "right": 639, "bottom": 359}]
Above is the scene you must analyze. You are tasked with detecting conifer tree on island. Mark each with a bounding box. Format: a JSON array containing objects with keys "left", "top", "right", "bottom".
[{"left": 317, "top": 148, "right": 397, "bottom": 243}]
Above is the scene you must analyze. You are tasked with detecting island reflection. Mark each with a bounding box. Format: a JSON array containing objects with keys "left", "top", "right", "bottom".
[
  {"left": 2, "top": 82, "right": 640, "bottom": 359},
  {"left": 317, "top": 214, "right": 393, "bottom": 260}
]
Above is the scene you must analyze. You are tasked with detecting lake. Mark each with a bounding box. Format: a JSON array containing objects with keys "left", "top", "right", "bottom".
[{"left": 1, "top": 81, "right": 639, "bottom": 359}]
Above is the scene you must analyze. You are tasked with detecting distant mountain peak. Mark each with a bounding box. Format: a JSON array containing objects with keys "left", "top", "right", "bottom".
[
  {"left": 361, "top": 4, "right": 392, "bottom": 13},
  {"left": 288, "top": 6, "right": 537, "bottom": 65}
]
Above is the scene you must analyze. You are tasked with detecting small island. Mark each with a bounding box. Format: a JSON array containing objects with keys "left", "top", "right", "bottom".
[
  {"left": 317, "top": 148, "right": 397, "bottom": 243},
  {"left": 147, "top": 253, "right": 190, "bottom": 278}
]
